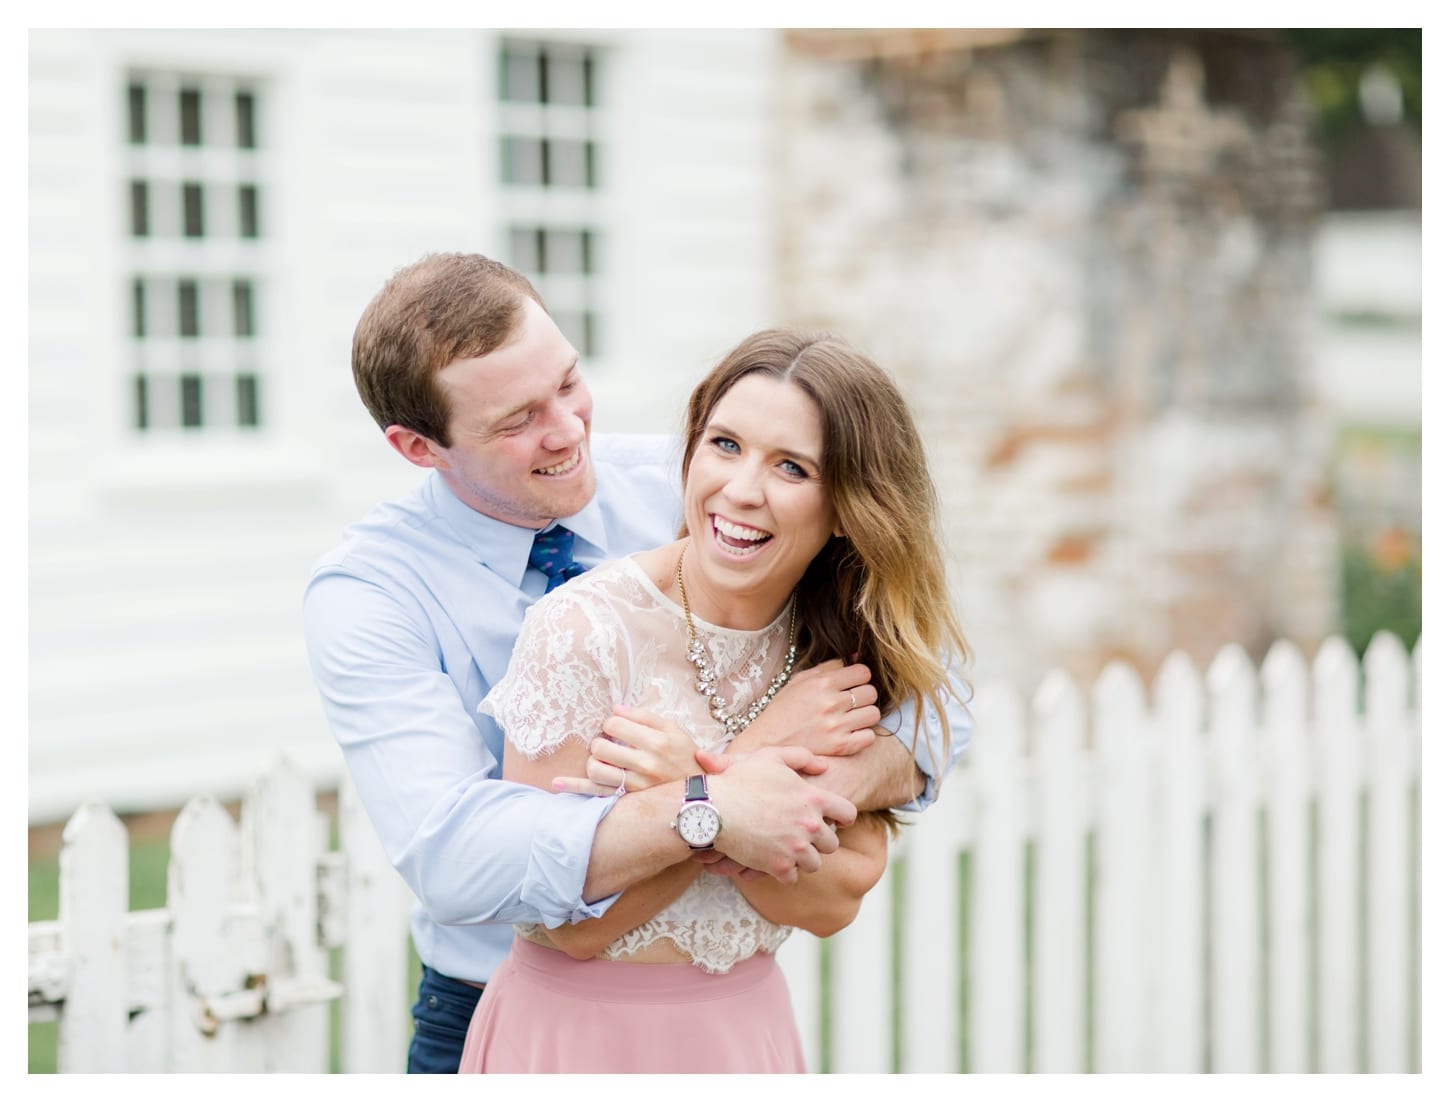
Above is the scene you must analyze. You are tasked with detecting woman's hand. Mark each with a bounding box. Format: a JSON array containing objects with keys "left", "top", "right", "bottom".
[
  {"left": 733, "top": 659, "right": 882, "bottom": 758},
  {"left": 551, "top": 705, "right": 700, "bottom": 796}
]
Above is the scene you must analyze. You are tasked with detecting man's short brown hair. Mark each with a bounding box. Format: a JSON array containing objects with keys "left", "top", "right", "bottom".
[{"left": 351, "top": 253, "right": 544, "bottom": 447}]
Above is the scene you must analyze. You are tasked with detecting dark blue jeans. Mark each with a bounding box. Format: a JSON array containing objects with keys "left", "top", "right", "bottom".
[{"left": 407, "top": 965, "right": 485, "bottom": 1073}]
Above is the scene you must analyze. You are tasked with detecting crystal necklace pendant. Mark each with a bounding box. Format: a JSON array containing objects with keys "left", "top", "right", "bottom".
[{"left": 676, "top": 544, "right": 798, "bottom": 737}]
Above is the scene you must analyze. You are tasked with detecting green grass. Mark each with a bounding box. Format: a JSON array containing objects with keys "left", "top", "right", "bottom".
[{"left": 29, "top": 834, "right": 172, "bottom": 922}]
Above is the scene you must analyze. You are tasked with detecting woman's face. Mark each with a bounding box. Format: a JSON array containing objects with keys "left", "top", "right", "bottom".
[{"left": 682, "top": 374, "right": 839, "bottom": 627}]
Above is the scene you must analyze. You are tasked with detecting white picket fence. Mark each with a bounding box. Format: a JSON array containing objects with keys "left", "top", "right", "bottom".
[{"left": 29, "top": 633, "right": 1420, "bottom": 1073}]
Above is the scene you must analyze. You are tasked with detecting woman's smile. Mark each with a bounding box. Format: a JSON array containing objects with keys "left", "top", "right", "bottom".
[{"left": 711, "top": 514, "right": 773, "bottom": 554}]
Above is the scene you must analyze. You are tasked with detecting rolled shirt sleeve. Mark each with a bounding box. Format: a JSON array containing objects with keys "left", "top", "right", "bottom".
[{"left": 881, "top": 662, "right": 974, "bottom": 813}]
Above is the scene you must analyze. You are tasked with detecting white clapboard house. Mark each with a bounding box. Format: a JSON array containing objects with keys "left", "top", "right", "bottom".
[{"left": 29, "top": 28, "right": 782, "bottom": 822}]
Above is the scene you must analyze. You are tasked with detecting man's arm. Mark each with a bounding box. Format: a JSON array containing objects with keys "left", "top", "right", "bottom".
[
  {"left": 504, "top": 736, "right": 700, "bottom": 951},
  {"left": 305, "top": 571, "right": 623, "bottom": 927},
  {"left": 720, "top": 658, "right": 975, "bottom": 812},
  {"left": 804, "top": 733, "right": 924, "bottom": 811}
]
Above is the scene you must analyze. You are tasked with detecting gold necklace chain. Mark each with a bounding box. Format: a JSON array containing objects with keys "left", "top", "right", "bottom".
[{"left": 676, "top": 545, "right": 798, "bottom": 738}]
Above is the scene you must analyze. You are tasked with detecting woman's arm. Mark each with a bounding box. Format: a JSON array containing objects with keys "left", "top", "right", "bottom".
[
  {"left": 733, "top": 812, "right": 890, "bottom": 937},
  {"left": 538, "top": 863, "right": 700, "bottom": 960}
]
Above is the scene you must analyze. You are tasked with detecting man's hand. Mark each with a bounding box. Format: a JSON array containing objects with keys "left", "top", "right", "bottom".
[
  {"left": 734, "top": 659, "right": 881, "bottom": 758},
  {"left": 696, "top": 745, "right": 858, "bottom": 884},
  {"left": 804, "top": 731, "right": 926, "bottom": 812}
]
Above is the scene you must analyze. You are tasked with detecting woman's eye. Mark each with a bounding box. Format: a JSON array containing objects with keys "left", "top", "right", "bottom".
[
  {"left": 781, "top": 460, "right": 806, "bottom": 478},
  {"left": 711, "top": 436, "right": 740, "bottom": 454}
]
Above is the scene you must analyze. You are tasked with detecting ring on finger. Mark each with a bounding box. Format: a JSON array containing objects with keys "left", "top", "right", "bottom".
[
  {"left": 848, "top": 690, "right": 858, "bottom": 711},
  {"left": 614, "top": 766, "right": 627, "bottom": 798}
]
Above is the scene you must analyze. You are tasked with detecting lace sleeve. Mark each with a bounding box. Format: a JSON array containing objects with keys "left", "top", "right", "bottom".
[{"left": 479, "top": 582, "right": 626, "bottom": 759}]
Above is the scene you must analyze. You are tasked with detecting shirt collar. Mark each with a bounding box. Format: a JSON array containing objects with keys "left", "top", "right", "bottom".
[{"left": 426, "top": 471, "right": 609, "bottom": 588}]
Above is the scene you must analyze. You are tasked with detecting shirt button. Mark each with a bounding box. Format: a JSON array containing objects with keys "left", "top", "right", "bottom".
[{"left": 427, "top": 996, "right": 438, "bottom": 1009}]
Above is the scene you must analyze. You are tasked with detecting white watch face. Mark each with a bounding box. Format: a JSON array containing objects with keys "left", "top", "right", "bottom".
[{"left": 677, "top": 802, "right": 720, "bottom": 847}]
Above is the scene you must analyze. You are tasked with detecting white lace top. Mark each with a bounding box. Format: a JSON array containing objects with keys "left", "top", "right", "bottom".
[{"left": 479, "top": 555, "right": 795, "bottom": 973}]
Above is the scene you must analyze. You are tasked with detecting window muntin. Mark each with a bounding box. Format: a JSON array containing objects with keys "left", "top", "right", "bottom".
[{"left": 125, "top": 72, "right": 266, "bottom": 433}]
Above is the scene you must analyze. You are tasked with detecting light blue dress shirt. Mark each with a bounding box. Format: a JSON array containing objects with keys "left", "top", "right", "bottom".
[{"left": 303, "top": 433, "right": 972, "bottom": 984}]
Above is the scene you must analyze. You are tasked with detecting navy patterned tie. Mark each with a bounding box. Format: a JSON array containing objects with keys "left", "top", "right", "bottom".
[{"left": 529, "top": 526, "right": 587, "bottom": 593}]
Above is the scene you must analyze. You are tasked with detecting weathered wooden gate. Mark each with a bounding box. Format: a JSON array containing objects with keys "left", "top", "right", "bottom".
[{"left": 29, "top": 762, "right": 411, "bottom": 1072}]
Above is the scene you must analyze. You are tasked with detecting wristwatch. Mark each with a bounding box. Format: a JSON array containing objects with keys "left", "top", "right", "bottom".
[{"left": 672, "top": 774, "right": 722, "bottom": 849}]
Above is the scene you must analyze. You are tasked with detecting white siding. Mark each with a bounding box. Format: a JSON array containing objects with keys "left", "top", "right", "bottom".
[{"left": 28, "top": 29, "right": 778, "bottom": 822}]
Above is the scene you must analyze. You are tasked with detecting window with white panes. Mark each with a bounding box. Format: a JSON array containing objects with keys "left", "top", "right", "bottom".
[
  {"left": 498, "top": 40, "right": 605, "bottom": 360},
  {"left": 125, "top": 72, "right": 266, "bottom": 432}
]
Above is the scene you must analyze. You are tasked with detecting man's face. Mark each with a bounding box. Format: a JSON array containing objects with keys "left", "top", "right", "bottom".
[{"left": 427, "top": 298, "right": 596, "bottom": 528}]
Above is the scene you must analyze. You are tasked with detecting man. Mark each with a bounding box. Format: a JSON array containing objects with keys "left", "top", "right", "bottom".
[{"left": 303, "top": 253, "right": 971, "bottom": 1072}]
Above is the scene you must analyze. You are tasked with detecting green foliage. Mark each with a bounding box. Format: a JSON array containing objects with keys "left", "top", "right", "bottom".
[
  {"left": 1340, "top": 542, "right": 1421, "bottom": 658},
  {"left": 1280, "top": 29, "right": 1421, "bottom": 146}
]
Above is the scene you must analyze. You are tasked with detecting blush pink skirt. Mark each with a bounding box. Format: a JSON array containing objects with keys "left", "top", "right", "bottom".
[{"left": 458, "top": 936, "right": 806, "bottom": 1073}]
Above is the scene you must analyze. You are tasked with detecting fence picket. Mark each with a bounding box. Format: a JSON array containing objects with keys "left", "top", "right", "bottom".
[
  {"left": 1093, "top": 661, "right": 1153, "bottom": 1072},
  {"left": 776, "top": 930, "right": 822, "bottom": 1071},
  {"left": 168, "top": 796, "right": 265, "bottom": 1072},
  {"left": 1364, "top": 632, "right": 1411, "bottom": 1072},
  {"left": 124, "top": 910, "right": 172, "bottom": 1072},
  {"left": 900, "top": 759, "right": 971, "bottom": 1071},
  {"left": 55, "top": 804, "right": 129, "bottom": 1072},
  {"left": 968, "top": 681, "right": 1028, "bottom": 1071},
  {"left": 829, "top": 847, "right": 894, "bottom": 1072},
  {"left": 1312, "top": 636, "right": 1361, "bottom": 1072},
  {"left": 338, "top": 771, "right": 413, "bottom": 1072},
  {"left": 1206, "top": 644, "right": 1260, "bottom": 1071},
  {"left": 1032, "top": 668, "right": 1087, "bottom": 1072},
  {"left": 1151, "top": 652, "right": 1206, "bottom": 1071},
  {"left": 1263, "top": 640, "right": 1311, "bottom": 1071},
  {"left": 245, "top": 757, "right": 331, "bottom": 1071}
]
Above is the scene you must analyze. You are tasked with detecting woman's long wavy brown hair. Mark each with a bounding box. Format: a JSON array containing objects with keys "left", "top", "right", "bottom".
[{"left": 680, "top": 329, "right": 971, "bottom": 780}]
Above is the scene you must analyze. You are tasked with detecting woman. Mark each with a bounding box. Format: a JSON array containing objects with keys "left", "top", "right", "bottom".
[{"left": 459, "top": 329, "right": 969, "bottom": 1073}]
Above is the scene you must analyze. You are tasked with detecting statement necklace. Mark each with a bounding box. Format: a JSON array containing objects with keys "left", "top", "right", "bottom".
[{"left": 676, "top": 546, "right": 799, "bottom": 738}]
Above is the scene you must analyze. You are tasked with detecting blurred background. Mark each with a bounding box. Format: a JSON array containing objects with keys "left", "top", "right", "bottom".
[{"left": 27, "top": 26, "right": 1420, "bottom": 823}]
